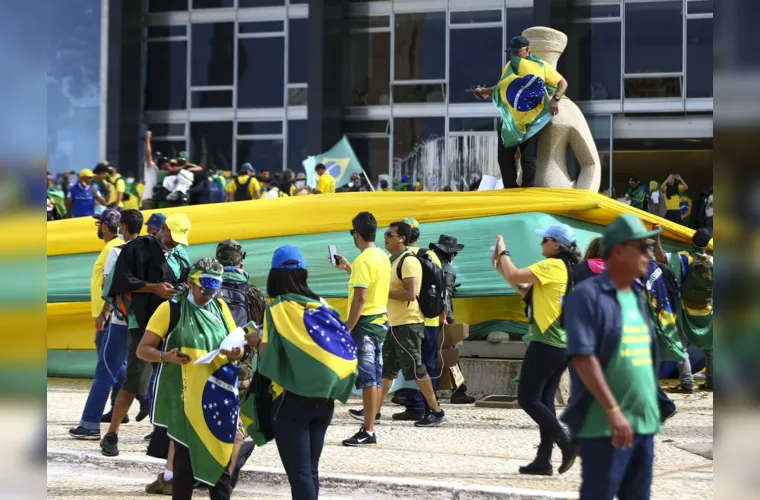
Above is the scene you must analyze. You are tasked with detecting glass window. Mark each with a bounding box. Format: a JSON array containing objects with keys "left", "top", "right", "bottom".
[
  {"left": 343, "top": 121, "right": 389, "bottom": 134},
  {"left": 449, "top": 27, "right": 502, "bottom": 104},
  {"left": 191, "top": 23, "right": 234, "bottom": 86},
  {"left": 239, "top": 0, "right": 284, "bottom": 6},
  {"left": 150, "top": 140, "right": 187, "bottom": 159},
  {"left": 449, "top": 117, "right": 496, "bottom": 132},
  {"left": 147, "top": 25, "right": 187, "bottom": 38},
  {"left": 349, "top": 137, "right": 389, "bottom": 183},
  {"left": 237, "top": 121, "right": 282, "bottom": 135},
  {"left": 237, "top": 139, "right": 284, "bottom": 172},
  {"left": 287, "top": 120, "right": 309, "bottom": 174},
  {"left": 238, "top": 37, "right": 285, "bottom": 108},
  {"left": 288, "top": 19, "right": 308, "bottom": 83},
  {"left": 239, "top": 21, "right": 284, "bottom": 34},
  {"left": 569, "top": 22, "right": 621, "bottom": 100},
  {"left": 147, "top": 123, "right": 186, "bottom": 136},
  {"left": 349, "top": 16, "right": 390, "bottom": 29},
  {"left": 449, "top": 10, "right": 501, "bottom": 25},
  {"left": 394, "top": 13, "right": 446, "bottom": 81},
  {"left": 192, "top": 0, "right": 233, "bottom": 8},
  {"left": 687, "top": 18, "right": 713, "bottom": 98},
  {"left": 687, "top": 0, "right": 713, "bottom": 14},
  {"left": 190, "top": 122, "right": 233, "bottom": 170},
  {"left": 289, "top": 0, "right": 308, "bottom": 4},
  {"left": 287, "top": 87, "right": 308, "bottom": 106},
  {"left": 624, "top": 2, "right": 683, "bottom": 74},
  {"left": 506, "top": 8, "right": 533, "bottom": 40},
  {"left": 624, "top": 77, "right": 682, "bottom": 98},
  {"left": 393, "top": 118, "right": 445, "bottom": 187},
  {"left": 191, "top": 90, "right": 233, "bottom": 108},
  {"left": 145, "top": 41, "right": 187, "bottom": 110},
  {"left": 148, "top": 0, "right": 188, "bottom": 13},
  {"left": 391, "top": 83, "right": 446, "bottom": 104},
  {"left": 343, "top": 31, "right": 390, "bottom": 106}
]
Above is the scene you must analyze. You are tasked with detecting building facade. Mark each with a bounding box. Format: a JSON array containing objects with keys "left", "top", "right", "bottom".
[{"left": 51, "top": 0, "right": 713, "bottom": 196}]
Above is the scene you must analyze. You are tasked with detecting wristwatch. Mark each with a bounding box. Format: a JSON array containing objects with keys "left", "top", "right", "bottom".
[
  {"left": 499, "top": 250, "right": 511, "bottom": 258},
  {"left": 553, "top": 94, "right": 561, "bottom": 101}
]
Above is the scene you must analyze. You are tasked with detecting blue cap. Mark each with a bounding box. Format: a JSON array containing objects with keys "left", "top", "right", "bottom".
[
  {"left": 400, "top": 175, "right": 410, "bottom": 183},
  {"left": 240, "top": 163, "right": 253, "bottom": 173},
  {"left": 146, "top": 213, "right": 166, "bottom": 230},
  {"left": 535, "top": 223, "right": 576, "bottom": 247},
  {"left": 271, "top": 245, "right": 307, "bottom": 270}
]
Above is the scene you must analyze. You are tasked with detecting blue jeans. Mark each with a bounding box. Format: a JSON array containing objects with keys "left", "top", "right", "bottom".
[
  {"left": 352, "top": 333, "right": 383, "bottom": 389},
  {"left": 578, "top": 434, "right": 654, "bottom": 500},
  {"left": 80, "top": 323, "right": 128, "bottom": 429},
  {"left": 404, "top": 326, "right": 440, "bottom": 413},
  {"left": 657, "top": 381, "right": 676, "bottom": 417}
]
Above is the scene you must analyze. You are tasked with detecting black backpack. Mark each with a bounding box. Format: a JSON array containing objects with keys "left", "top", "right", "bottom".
[
  {"left": 233, "top": 177, "right": 253, "bottom": 201},
  {"left": 218, "top": 278, "right": 252, "bottom": 328},
  {"left": 396, "top": 249, "right": 446, "bottom": 319}
]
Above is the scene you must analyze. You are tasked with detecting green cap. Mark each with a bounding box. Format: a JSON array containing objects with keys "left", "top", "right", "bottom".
[
  {"left": 179, "top": 151, "right": 190, "bottom": 160},
  {"left": 602, "top": 214, "right": 662, "bottom": 252},
  {"left": 216, "top": 238, "right": 245, "bottom": 266}
]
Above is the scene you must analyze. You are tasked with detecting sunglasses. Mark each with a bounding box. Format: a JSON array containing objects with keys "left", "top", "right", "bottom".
[
  {"left": 385, "top": 231, "right": 400, "bottom": 238},
  {"left": 349, "top": 229, "right": 355, "bottom": 237},
  {"left": 623, "top": 240, "right": 654, "bottom": 254},
  {"left": 541, "top": 237, "right": 556, "bottom": 245}
]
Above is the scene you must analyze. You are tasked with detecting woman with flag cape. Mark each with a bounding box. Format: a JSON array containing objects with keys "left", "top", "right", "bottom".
[
  {"left": 242, "top": 245, "right": 357, "bottom": 500},
  {"left": 136, "top": 258, "right": 245, "bottom": 500}
]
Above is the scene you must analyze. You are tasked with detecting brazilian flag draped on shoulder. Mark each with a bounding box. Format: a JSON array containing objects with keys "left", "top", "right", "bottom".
[
  {"left": 492, "top": 54, "right": 560, "bottom": 148},
  {"left": 152, "top": 295, "right": 240, "bottom": 486}
]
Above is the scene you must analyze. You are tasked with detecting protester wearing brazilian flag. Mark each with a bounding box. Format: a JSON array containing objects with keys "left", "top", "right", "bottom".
[
  {"left": 472, "top": 35, "right": 568, "bottom": 189},
  {"left": 243, "top": 245, "right": 358, "bottom": 500},
  {"left": 137, "top": 257, "right": 245, "bottom": 499}
]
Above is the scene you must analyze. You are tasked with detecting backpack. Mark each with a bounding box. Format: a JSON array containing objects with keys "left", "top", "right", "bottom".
[
  {"left": 396, "top": 249, "right": 446, "bottom": 319},
  {"left": 208, "top": 177, "right": 224, "bottom": 203},
  {"left": 218, "top": 278, "right": 252, "bottom": 328},
  {"left": 682, "top": 254, "right": 713, "bottom": 306},
  {"left": 233, "top": 177, "right": 253, "bottom": 201}
]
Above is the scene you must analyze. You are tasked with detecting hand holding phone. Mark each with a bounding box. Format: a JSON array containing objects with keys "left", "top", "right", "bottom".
[{"left": 328, "top": 245, "right": 339, "bottom": 266}]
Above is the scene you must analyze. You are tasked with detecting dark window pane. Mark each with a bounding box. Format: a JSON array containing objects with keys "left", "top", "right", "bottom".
[
  {"left": 145, "top": 41, "right": 187, "bottom": 110},
  {"left": 449, "top": 27, "right": 502, "bottom": 104},
  {"left": 449, "top": 117, "right": 495, "bottom": 132},
  {"left": 349, "top": 16, "right": 390, "bottom": 29},
  {"left": 343, "top": 31, "right": 390, "bottom": 105},
  {"left": 190, "top": 122, "right": 233, "bottom": 170},
  {"left": 393, "top": 118, "right": 444, "bottom": 186},
  {"left": 394, "top": 12, "right": 446, "bottom": 81},
  {"left": 147, "top": 123, "right": 186, "bottom": 136},
  {"left": 623, "top": 77, "right": 682, "bottom": 98},
  {"left": 687, "top": 0, "right": 713, "bottom": 14},
  {"left": 237, "top": 139, "right": 283, "bottom": 172},
  {"left": 192, "top": 0, "right": 233, "bottom": 8},
  {"left": 239, "top": 0, "right": 284, "bottom": 6},
  {"left": 148, "top": 0, "right": 188, "bottom": 13},
  {"left": 349, "top": 137, "right": 388, "bottom": 183},
  {"left": 238, "top": 37, "right": 285, "bottom": 107},
  {"left": 450, "top": 10, "right": 501, "bottom": 25},
  {"left": 150, "top": 140, "right": 187, "bottom": 159},
  {"left": 566, "top": 22, "right": 621, "bottom": 100},
  {"left": 287, "top": 120, "right": 309, "bottom": 173},
  {"left": 147, "top": 25, "right": 187, "bottom": 38},
  {"left": 191, "top": 90, "right": 233, "bottom": 108},
  {"left": 288, "top": 19, "right": 308, "bottom": 83},
  {"left": 343, "top": 121, "right": 388, "bottom": 134},
  {"left": 289, "top": 0, "right": 308, "bottom": 4},
  {"left": 191, "top": 23, "right": 234, "bottom": 86},
  {"left": 392, "top": 83, "right": 445, "bottom": 103},
  {"left": 625, "top": 2, "right": 683, "bottom": 73},
  {"left": 687, "top": 18, "right": 713, "bottom": 98},
  {"left": 287, "top": 87, "right": 308, "bottom": 106},
  {"left": 239, "top": 21, "right": 284, "bottom": 34},
  {"left": 506, "top": 8, "right": 533, "bottom": 40},
  {"left": 237, "top": 121, "right": 282, "bottom": 135}
]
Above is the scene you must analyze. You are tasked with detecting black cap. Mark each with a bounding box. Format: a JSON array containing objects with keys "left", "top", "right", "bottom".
[
  {"left": 506, "top": 35, "right": 530, "bottom": 52},
  {"left": 692, "top": 228, "right": 713, "bottom": 249}
]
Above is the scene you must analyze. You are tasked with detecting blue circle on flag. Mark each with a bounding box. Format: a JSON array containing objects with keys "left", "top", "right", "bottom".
[
  {"left": 506, "top": 75, "right": 546, "bottom": 112},
  {"left": 201, "top": 363, "right": 240, "bottom": 444},
  {"left": 323, "top": 161, "right": 342, "bottom": 178},
  {"left": 302, "top": 306, "right": 357, "bottom": 361}
]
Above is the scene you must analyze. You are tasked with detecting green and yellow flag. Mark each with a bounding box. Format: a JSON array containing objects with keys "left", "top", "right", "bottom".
[
  {"left": 152, "top": 297, "right": 239, "bottom": 486},
  {"left": 492, "top": 54, "right": 559, "bottom": 148}
]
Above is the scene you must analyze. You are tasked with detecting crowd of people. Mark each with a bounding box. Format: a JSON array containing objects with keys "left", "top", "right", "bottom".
[{"left": 621, "top": 174, "right": 713, "bottom": 230}]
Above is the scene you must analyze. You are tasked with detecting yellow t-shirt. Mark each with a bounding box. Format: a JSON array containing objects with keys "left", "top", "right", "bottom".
[
  {"left": 106, "top": 174, "right": 126, "bottom": 208},
  {"left": 501, "top": 57, "right": 564, "bottom": 87},
  {"left": 316, "top": 173, "right": 336, "bottom": 194},
  {"left": 526, "top": 258, "right": 568, "bottom": 348},
  {"left": 91, "top": 238, "right": 123, "bottom": 317},
  {"left": 225, "top": 175, "right": 262, "bottom": 199},
  {"left": 348, "top": 247, "right": 391, "bottom": 317},
  {"left": 146, "top": 299, "right": 236, "bottom": 338},
  {"left": 408, "top": 246, "right": 443, "bottom": 327},
  {"left": 665, "top": 191, "right": 681, "bottom": 211},
  {"left": 388, "top": 250, "right": 423, "bottom": 327}
]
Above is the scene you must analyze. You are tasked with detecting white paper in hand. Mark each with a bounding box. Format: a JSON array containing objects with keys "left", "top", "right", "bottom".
[
  {"left": 477, "top": 175, "right": 498, "bottom": 191},
  {"left": 193, "top": 326, "right": 249, "bottom": 364}
]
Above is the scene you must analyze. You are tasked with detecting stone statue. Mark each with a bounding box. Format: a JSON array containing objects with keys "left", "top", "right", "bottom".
[{"left": 515, "top": 27, "right": 602, "bottom": 192}]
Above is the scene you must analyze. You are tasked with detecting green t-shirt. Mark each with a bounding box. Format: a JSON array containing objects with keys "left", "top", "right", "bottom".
[{"left": 577, "top": 289, "right": 661, "bottom": 438}]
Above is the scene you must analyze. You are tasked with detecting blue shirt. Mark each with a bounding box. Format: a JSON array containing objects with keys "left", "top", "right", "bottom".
[{"left": 67, "top": 182, "right": 98, "bottom": 218}]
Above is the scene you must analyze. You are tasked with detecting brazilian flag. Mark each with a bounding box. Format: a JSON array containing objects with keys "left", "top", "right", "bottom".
[{"left": 492, "top": 54, "right": 560, "bottom": 148}]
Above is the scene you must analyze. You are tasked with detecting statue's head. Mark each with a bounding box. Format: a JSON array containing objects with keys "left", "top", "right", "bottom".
[{"left": 522, "top": 27, "right": 568, "bottom": 67}]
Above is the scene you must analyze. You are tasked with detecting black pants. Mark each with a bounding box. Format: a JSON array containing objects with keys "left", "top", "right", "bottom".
[
  {"left": 497, "top": 123, "right": 539, "bottom": 188},
  {"left": 517, "top": 341, "right": 568, "bottom": 461},
  {"left": 273, "top": 393, "right": 334, "bottom": 500},
  {"left": 172, "top": 441, "right": 232, "bottom": 500}
]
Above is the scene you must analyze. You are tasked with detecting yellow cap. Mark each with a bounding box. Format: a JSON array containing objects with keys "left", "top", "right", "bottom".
[
  {"left": 79, "top": 168, "right": 94, "bottom": 178},
  {"left": 166, "top": 213, "right": 191, "bottom": 246}
]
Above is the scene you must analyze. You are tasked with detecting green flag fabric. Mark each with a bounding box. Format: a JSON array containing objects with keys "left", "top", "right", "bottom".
[{"left": 303, "top": 136, "right": 366, "bottom": 190}]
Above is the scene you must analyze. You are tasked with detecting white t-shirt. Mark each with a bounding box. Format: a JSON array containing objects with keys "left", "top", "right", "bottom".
[
  {"left": 265, "top": 188, "right": 280, "bottom": 199},
  {"left": 104, "top": 246, "right": 127, "bottom": 326},
  {"left": 143, "top": 161, "right": 159, "bottom": 201},
  {"left": 705, "top": 194, "right": 713, "bottom": 217}
]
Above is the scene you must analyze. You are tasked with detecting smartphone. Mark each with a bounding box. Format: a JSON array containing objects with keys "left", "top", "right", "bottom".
[
  {"left": 176, "top": 351, "right": 190, "bottom": 360},
  {"left": 328, "top": 245, "right": 339, "bottom": 265}
]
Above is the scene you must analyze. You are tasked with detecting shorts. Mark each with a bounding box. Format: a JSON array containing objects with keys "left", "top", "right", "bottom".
[
  {"left": 382, "top": 323, "right": 427, "bottom": 381},
  {"left": 351, "top": 333, "right": 383, "bottom": 389},
  {"left": 124, "top": 328, "right": 154, "bottom": 395},
  {"left": 234, "top": 415, "right": 248, "bottom": 445}
]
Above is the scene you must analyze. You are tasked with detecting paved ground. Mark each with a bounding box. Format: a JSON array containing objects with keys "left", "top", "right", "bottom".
[{"left": 47, "top": 378, "right": 713, "bottom": 499}]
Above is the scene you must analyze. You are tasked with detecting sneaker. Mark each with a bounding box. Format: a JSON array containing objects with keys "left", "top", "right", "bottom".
[
  {"left": 101, "top": 409, "right": 129, "bottom": 424},
  {"left": 392, "top": 410, "right": 425, "bottom": 421},
  {"left": 699, "top": 383, "right": 713, "bottom": 392},
  {"left": 518, "top": 460, "right": 553, "bottom": 476},
  {"left": 144, "top": 431, "right": 154, "bottom": 441},
  {"left": 100, "top": 432, "right": 119, "bottom": 457},
  {"left": 136, "top": 399, "right": 150, "bottom": 422},
  {"left": 342, "top": 427, "right": 377, "bottom": 447},
  {"left": 348, "top": 409, "right": 381, "bottom": 423},
  {"left": 666, "top": 384, "right": 695, "bottom": 394},
  {"left": 414, "top": 409, "right": 446, "bottom": 427},
  {"left": 145, "top": 472, "right": 173, "bottom": 495},
  {"left": 68, "top": 426, "right": 101, "bottom": 440},
  {"left": 557, "top": 433, "right": 578, "bottom": 475},
  {"left": 450, "top": 390, "right": 476, "bottom": 405},
  {"left": 661, "top": 407, "right": 678, "bottom": 425}
]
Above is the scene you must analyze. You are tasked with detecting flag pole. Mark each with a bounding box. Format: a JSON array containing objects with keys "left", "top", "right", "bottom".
[{"left": 362, "top": 170, "right": 375, "bottom": 192}]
